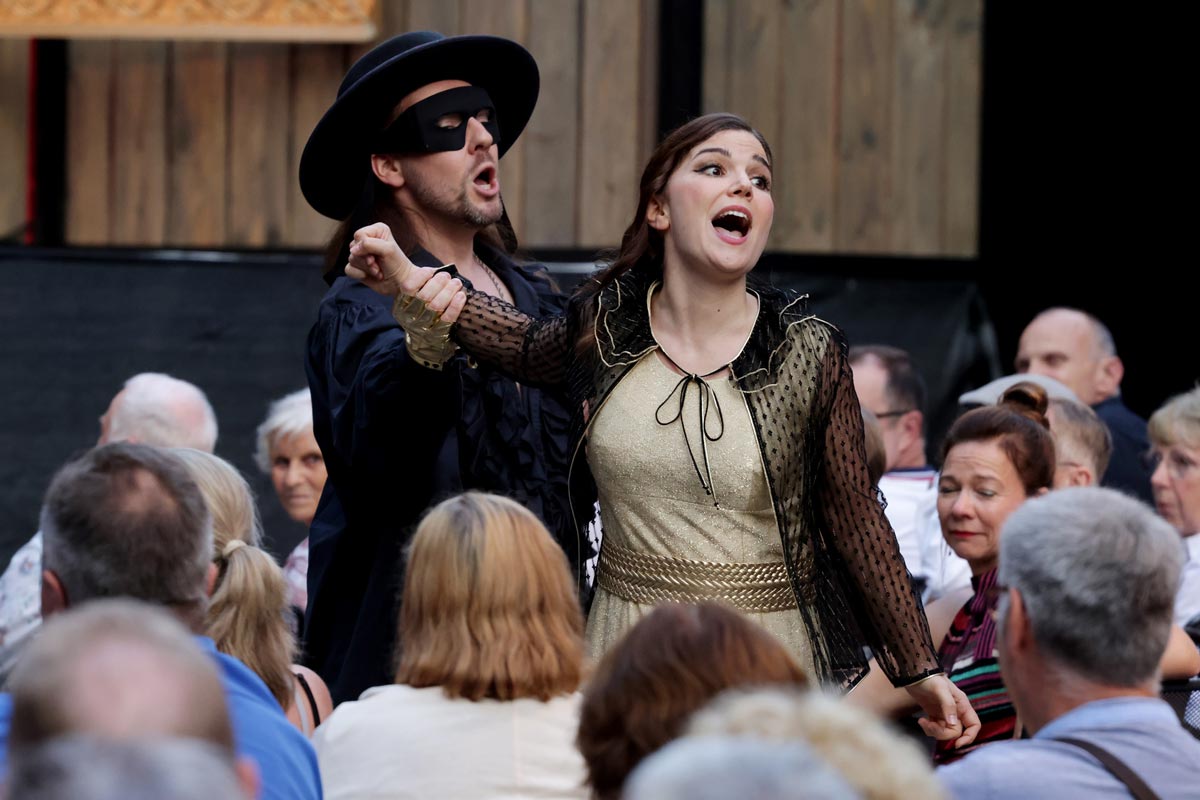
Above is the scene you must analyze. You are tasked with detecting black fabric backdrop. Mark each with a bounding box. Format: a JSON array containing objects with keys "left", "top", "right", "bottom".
[{"left": 0, "top": 249, "right": 995, "bottom": 564}]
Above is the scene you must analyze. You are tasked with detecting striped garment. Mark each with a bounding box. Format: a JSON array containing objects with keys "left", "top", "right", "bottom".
[{"left": 933, "top": 568, "right": 1018, "bottom": 765}]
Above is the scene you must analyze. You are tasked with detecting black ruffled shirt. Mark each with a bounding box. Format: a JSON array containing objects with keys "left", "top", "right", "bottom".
[{"left": 302, "top": 243, "right": 576, "bottom": 704}]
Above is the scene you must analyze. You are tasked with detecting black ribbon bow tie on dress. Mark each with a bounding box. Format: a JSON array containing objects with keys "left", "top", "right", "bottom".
[{"left": 654, "top": 352, "right": 727, "bottom": 508}]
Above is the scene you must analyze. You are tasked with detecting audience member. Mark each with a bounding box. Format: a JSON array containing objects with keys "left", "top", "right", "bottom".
[
  {"left": 623, "top": 736, "right": 860, "bottom": 800},
  {"left": 1015, "top": 308, "right": 1152, "bottom": 502},
  {"left": 172, "top": 448, "right": 332, "bottom": 737},
  {"left": 0, "top": 373, "right": 218, "bottom": 662},
  {"left": 1147, "top": 386, "right": 1200, "bottom": 627},
  {"left": 313, "top": 492, "right": 587, "bottom": 799},
  {"left": 958, "top": 373, "right": 1076, "bottom": 407},
  {"left": 1046, "top": 398, "right": 1112, "bottom": 488},
  {"left": 853, "top": 384, "right": 1200, "bottom": 764},
  {"left": 4, "top": 736, "right": 251, "bottom": 800},
  {"left": 576, "top": 602, "right": 807, "bottom": 800},
  {"left": 851, "top": 345, "right": 970, "bottom": 600},
  {"left": 255, "top": 388, "right": 326, "bottom": 613},
  {"left": 0, "top": 444, "right": 320, "bottom": 800},
  {"left": 689, "top": 688, "right": 946, "bottom": 800},
  {"left": 939, "top": 488, "right": 1200, "bottom": 798},
  {"left": 861, "top": 409, "right": 887, "bottom": 486}
]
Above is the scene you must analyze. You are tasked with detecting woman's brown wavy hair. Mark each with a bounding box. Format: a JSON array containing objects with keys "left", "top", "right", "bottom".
[
  {"left": 576, "top": 602, "right": 807, "bottom": 800},
  {"left": 394, "top": 492, "right": 585, "bottom": 701}
]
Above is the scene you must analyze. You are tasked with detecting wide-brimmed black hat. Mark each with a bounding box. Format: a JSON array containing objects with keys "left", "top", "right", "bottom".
[{"left": 299, "top": 31, "right": 539, "bottom": 221}]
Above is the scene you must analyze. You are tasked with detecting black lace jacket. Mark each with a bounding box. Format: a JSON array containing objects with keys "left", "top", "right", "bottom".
[{"left": 453, "top": 267, "right": 939, "bottom": 689}]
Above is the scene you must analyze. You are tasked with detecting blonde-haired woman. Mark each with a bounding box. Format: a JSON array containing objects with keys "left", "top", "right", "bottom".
[
  {"left": 1148, "top": 386, "right": 1200, "bottom": 625},
  {"left": 171, "top": 448, "right": 333, "bottom": 737},
  {"left": 313, "top": 492, "right": 588, "bottom": 799}
]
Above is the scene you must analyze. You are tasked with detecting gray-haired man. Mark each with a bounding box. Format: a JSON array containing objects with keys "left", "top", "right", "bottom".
[
  {"left": 0, "top": 372, "right": 218, "bottom": 656},
  {"left": 939, "top": 488, "right": 1200, "bottom": 798}
]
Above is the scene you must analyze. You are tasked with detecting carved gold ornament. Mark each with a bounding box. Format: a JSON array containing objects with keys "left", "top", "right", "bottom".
[{"left": 0, "top": 0, "right": 378, "bottom": 41}]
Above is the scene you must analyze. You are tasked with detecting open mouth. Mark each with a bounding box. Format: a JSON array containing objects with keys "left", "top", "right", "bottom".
[
  {"left": 473, "top": 165, "right": 498, "bottom": 192},
  {"left": 711, "top": 207, "right": 751, "bottom": 242}
]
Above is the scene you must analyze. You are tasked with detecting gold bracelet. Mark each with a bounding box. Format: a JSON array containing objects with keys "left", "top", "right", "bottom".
[{"left": 392, "top": 291, "right": 459, "bottom": 371}]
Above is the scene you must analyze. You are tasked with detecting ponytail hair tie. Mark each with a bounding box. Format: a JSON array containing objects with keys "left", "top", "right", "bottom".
[{"left": 222, "top": 539, "right": 248, "bottom": 559}]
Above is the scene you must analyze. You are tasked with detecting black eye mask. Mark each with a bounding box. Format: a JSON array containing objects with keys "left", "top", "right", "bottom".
[{"left": 374, "top": 86, "right": 501, "bottom": 154}]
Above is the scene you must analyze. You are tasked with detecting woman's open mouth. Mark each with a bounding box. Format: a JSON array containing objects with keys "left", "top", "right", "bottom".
[{"left": 712, "top": 206, "right": 751, "bottom": 244}]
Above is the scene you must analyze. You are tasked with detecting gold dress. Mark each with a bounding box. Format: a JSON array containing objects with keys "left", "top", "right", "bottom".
[{"left": 585, "top": 351, "right": 815, "bottom": 676}]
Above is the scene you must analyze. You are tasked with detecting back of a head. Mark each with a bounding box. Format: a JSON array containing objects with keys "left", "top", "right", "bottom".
[
  {"left": 7, "top": 600, "right": 233, "bottom": 755},
  {"left": 39, "top": 443, "right": 212, "bottom": 621},
  {"left": 941, "top": 381, "right": 1056, "bottom": 494},
  {"left": 860, "top": 409, "right": 887, "bottom": 485},
  {"left": 6, "top": 736, "right": 246, "bottom": 800},
  {"left": 1048, "top": 397, "right": 1113, "bottom": 479},
  {"left": 688, "top": 688, "right": 945, "bottom": 800},
  {"left": 396, "top": 491, "right": 584, "bottom": 702},
  {"left": 107, "top": 373, "right": 218, "bottom": 452},
  {"left": 999, "top": 487, "right": 1183, "bottom": 686},
  {"left": 623, "top": 737, "right": 860, "bottom": 800},
  {"left": 577, "top": 602, "right": 807, "bottom": 800},
  {"left": 170, "top": 448, "right": 294, "bottom": 709},
  {"left": 849, "top": 344, "right": 927, "bottom": 418}
]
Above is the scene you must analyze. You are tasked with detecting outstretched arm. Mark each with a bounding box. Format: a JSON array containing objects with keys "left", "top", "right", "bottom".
[{"left": 347, "top": 222, "right": 576, "bottom": 388}]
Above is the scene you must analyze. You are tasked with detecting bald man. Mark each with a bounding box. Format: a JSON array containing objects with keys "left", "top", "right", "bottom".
[{"left": 1016, "top": 308, "right": 1151, "bottom": 502}]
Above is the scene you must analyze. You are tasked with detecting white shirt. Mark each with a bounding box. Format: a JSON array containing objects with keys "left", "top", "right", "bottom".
[
  {"left": 0, "top": 532, "right": 42, "bottom": 651},
  {"left": 1173, "top": 533, "right": 1200, "bottom": 626},
  {"left": 313, "top": 684, "right": 589, "bottom": 800},
  {"left": 877, "top": 470, "right": 971, "bottom": 602}
]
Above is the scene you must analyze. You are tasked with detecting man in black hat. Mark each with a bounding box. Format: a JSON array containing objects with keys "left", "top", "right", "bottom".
[{"left": 298, "top": 31, "right": 580, "bottom": 704}]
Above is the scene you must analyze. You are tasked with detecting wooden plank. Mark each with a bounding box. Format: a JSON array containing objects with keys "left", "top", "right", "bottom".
[
  {"left": 702, "top": 0, "right": 731, "bottom": 113},
  {"left": 287, "top": 44, "right": 346, "bottom": 247},
  {"left": 637, "top": 0, "right": 659, "bottom": 165},
  {"left": 377, "top": 0, "right": 410, "bottom": 40},
  {"left": 228, "top": 43, "right": 290, "bottom": 247},
  {"left": 0, "top": 40, "right": 29, "bottom": 243},
  {"left": 836, "top": 0, "right": 894, "bottom": 253},
  {"left": 460, "top": 0, "right": 529, "bottom": 238},
  {"left": 776, "top": 0, "right": 838, "bottom": 251},
  {"left": 168, "top": 42, "right": 229, "bottom": 246},
  {"left": 727, "top": 1, "right": 781, "bottom": 153},
  {"left": 64, "top": 41, "right": 114, "bottom": 245},
  {"left": 943, "top": 0, "right": 982, "bottom": 256},
  {"left": 111, "top": 41, "right": 168, "bottom": 246},
  {"left": 523, "top": 0, "right": 581, "bottom": 246},
  {"left": 891, "top": 0, "right": 946, "bottom": 255},
  {"left": 407, "top": 0, "right": 460, "bottom": 34},
  {"left": 578, "top": 0, "right": 642, "bottom": 247}
]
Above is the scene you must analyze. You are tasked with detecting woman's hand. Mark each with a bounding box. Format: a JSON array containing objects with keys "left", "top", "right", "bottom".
[
  {"left": 346, "top": 222, "right": 467, "bottom": 324},
  {"left": 904, "top": 674, "right": 981, "bottom": 749}
]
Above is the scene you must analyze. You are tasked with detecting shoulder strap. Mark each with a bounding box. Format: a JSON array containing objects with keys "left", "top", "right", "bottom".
[
  {"left": 294, "top": 671, "right": 321, "bottom": 728},
  {"left": 1053, "top": 737, "right": 1161, "bottom": 800}
]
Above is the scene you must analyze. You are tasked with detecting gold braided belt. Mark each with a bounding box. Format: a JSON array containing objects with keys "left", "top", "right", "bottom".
[{"left": 596, "top": 540, "right": 796, "bottom": 613}]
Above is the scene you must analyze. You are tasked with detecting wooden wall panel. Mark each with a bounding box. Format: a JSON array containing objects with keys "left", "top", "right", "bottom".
[
  {"left": 944, "top": 0, "right": 983, "bottom": 256},
  {"left": 578, "top": 0, "right": 646, "bottom": 248},
  {"left": 111, "top": 41, "right": 168, "bottom": 246},
  {"left": 892, "top": 0, "right": 947, "bottom": 254},
  {"left": 228, "top": 44, "right": 290, "bottom": 247},
  {"left": 287, "top": 45, "right": 347, "bottom": 248},
  {"left": 0, "top": 40, "right": 29, "bottom": 242},
  {"left": 777, "top": 0, "right": 838, "bottom": 251},
  {"left": 51, "top": 0, "right": 979, "bottom": 255},
  {"left": 524, "top": 0, "right": 581, "bottom": 246},
  {"left": 65, "top": 42, "right": 113, "bottom": 245},
  {"left": 837, "top": 0, "right": 894, "bottom": 252},
  {"left": 168, "top": 42, "right": 228, "bottom": 246}
]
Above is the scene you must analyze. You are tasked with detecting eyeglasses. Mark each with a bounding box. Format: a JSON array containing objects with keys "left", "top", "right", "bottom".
[
  {"left": 1143, "top": 447, "right": 1199, "bottom": 480},
  {"left": 874, "top": 409, "right": 915, "bottom": 420}
]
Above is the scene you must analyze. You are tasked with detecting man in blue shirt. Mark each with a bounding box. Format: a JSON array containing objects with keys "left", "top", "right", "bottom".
[
  {"left": 939, "top": 487, "right": 1200, "bottom": 798},
  {"left": 0, "top": 443, "right": 321, "bottom": 800}
]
